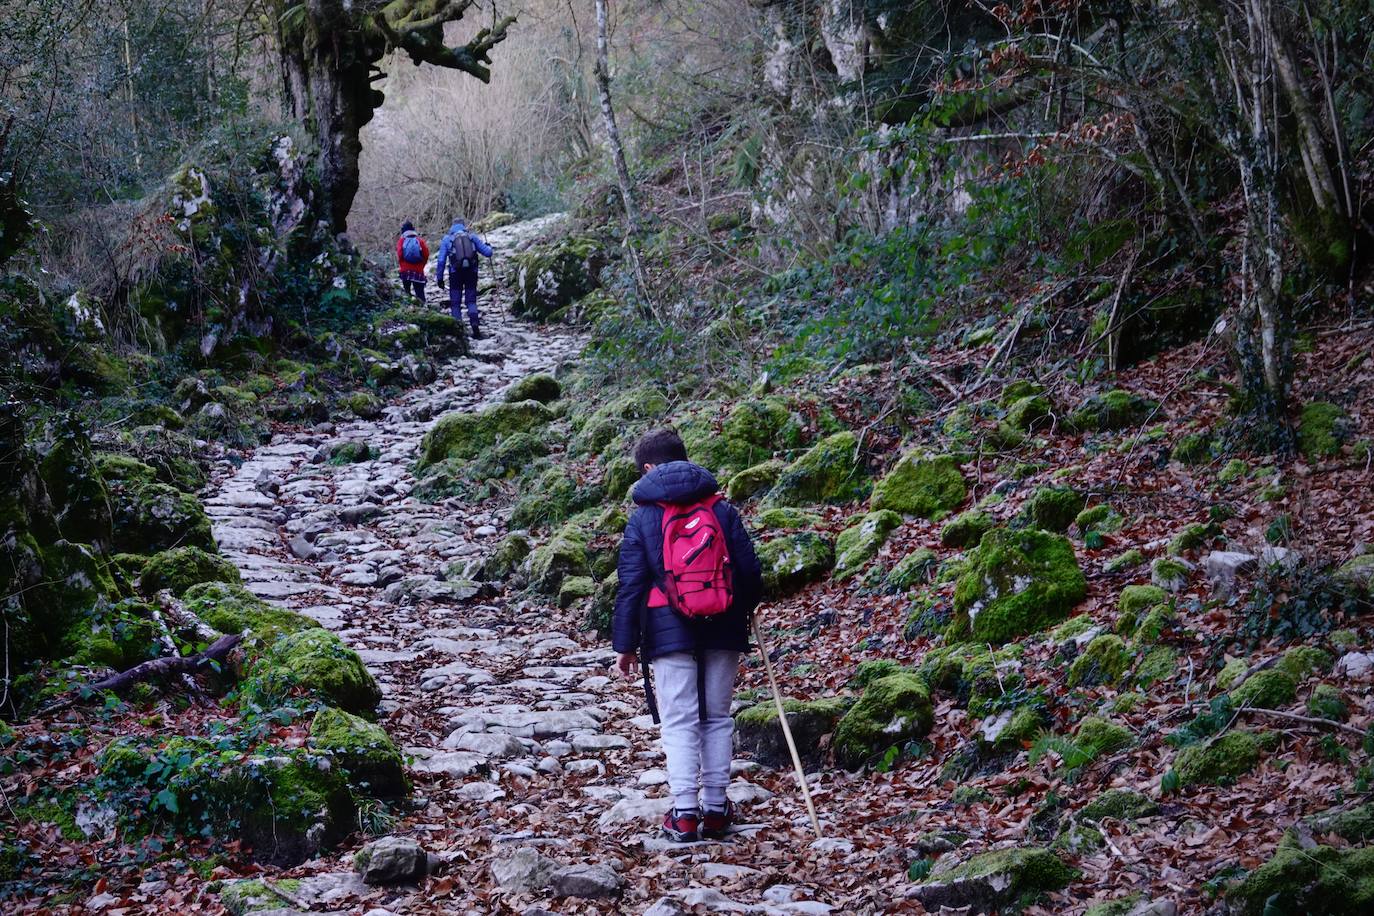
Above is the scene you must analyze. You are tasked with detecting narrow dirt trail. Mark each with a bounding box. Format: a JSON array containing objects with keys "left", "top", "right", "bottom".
[{"left": 201, "top": 217, "right": 839, "bottom": 915}]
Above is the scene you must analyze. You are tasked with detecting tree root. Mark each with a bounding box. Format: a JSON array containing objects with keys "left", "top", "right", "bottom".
[{"left": 37, "top": 633, "right": 243, "bottom": 716}]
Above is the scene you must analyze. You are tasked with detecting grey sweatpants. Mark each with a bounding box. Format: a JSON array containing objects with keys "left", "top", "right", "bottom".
[{"left": 651, "top": 650, "right": 740, "bottom": 812}]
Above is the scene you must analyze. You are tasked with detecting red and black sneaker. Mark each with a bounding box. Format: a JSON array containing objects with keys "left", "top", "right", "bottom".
[
  {"left": 701, "top": 801, "right": 735, "bottom": 840},
  {"left": 662, "top": 808, "right": 701, "bottom": 843}
]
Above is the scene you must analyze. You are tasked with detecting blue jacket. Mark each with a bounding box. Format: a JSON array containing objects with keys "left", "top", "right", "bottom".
[
  {"left": 436, "top": 221, "right": 494, "bottom": 277},
  {"left": 612, "top": 461, "right": 763, "bottom": 659}
]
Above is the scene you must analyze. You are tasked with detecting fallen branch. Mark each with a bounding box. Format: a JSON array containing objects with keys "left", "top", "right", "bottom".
[
  {"left": 38, "top": 633, "right": 243, "bottom": 716},
  {"left": 1237, "top": 706, "right": 1369, "bottom": 740}
]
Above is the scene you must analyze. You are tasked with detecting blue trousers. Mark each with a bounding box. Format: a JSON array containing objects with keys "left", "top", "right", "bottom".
[{"left": 447, "top": 268, "right": 479, "bottom": 323}]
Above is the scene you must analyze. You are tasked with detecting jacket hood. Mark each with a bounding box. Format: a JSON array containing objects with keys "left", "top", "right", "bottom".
[
  {"left": 449, "top": 221, "right": 467, "bottom": 235},
  {"left": 632, "top": 461, "right": 719, "bottom": 506}
]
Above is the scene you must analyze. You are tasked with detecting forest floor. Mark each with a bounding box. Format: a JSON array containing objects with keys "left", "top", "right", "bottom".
[{"left": 7, "top": 214, "right": 1374, "bottom": 915}]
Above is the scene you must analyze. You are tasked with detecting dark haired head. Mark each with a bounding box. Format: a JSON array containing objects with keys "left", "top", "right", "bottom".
[
  {"left": 400, "top": 220, "right": 415, "bottom": 233},
  {"left": 633, "top": 428, "right": 688, "bottom": 471}
]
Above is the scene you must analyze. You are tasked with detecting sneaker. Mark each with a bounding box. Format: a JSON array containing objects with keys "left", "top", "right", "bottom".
[
  {"left": 700, "top": 801, "right": 735, "bottom": 840},
  {"left": 662, "top": 808, "right": 701, "bottom": 843}
]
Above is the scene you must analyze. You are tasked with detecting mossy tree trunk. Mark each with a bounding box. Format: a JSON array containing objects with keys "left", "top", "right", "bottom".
[{"left": 273, "top": 0, "right": 515, "bottom": 233}]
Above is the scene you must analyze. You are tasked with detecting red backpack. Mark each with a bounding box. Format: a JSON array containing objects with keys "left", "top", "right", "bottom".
[{"left": 647, "top": 494, "right": 734, "bottom": 618}]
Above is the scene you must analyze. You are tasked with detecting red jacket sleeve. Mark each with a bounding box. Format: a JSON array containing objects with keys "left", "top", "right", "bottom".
[
  {"left": 395, "top": 237, "right": 404, "bottom": 266},
  {"left": 419, "top": 238, "right": 430, "bottom": 262}
]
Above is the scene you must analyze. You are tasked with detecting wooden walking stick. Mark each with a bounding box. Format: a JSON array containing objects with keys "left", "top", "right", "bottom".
[{"left": 752, "top": 616, "right": 823, "bottom": 838}]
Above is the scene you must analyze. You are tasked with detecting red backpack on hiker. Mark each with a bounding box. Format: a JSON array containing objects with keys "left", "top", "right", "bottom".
[{"left": 647, "top": 494, "right": 734, "bottom": 618}]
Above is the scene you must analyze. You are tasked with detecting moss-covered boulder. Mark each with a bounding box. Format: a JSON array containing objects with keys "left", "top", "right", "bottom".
[
  {"left": 419, "top": 401, "right": 556, "bottom": 468},
  {"left": 735, "top": 697, "right": 847, "bottom": 770},
  {"left": 37, "top": 421, "right": 113, "bottom": 548},
  {"left": 1231, "top": 669, "right": 1297, "bottom": 709},
  {"left": 721, "top": 398, "right": 805, "bottom": 451},
  {"left": 309, "top": 707, "right": 406, "bottom": 798},
  {"left": 950, "top": 528, "right": 1087, "bottom": 644},
  {"left": 107, "top": 478, "right": 214, "bottom": 555},
  {"left": 1298, "top": 401, "right": 1350, "bottom": 460},
  {"left": 244, "top": 628, "right": 382, "bottom": 716},
  {"left": 65, "top": 599, "right": 162, "bottom": 671},
  {"left": 570, "top": 387, "right": 669, "bottom": 457},
  {"left": 887, "top": 548, "right": 937, "bottom": 590},
  {"left": 528, "top": 525, "right": 590, "bottom": 595},
  {"left": 763, "top": 432, "right": 865, "bottom": 507},
  {"left": 1115, "top": 585, "right": 1167, "bottom": 635},
  {"left": 557, "top": 575, "right": 596, "bottom": 609},
  {"left": 510, "top": 235, "right": 606, "bottom": 321},
  {"left": 510, "top": 467, "right": 603, "bottom": 529},
  {"left": 758, "top": 532, "right": 835, "bottom": 596},
  {"left": 726, "top": 460, "right": 785, "bottom": 502},
  {"left": 1004, "top": 394, "right": 1054, "bottom": 432},
  {"left": 833, "top": 510, "right": 902, "bottom": 580},
  {"left": 479, "top": 533, "right": 532, "bottom": 582},
  {"left": 1075, "top": 504, "right": 1123, "bottom": 535},
  {"left": 1069, "top": 389, "right": 1158, "bottom": 431},
  {"left": 1067, "top": 635, "right": 1132, "bottom": 687},
  {"left": 1150, "top": 556, "right": 1191, "bottom": 592},
  {"left": 138, "top": 546, "right": 240, "bottom": 596},
  {"left": 1305, "top": 802, "right": 1374, "bottom": 843},
  {"left": 603, "top": 456, "right": 639, "bottom": 501},
  {"left": 941, "top": 510, "right": 993, "bottom": 548},
  {"left": 185, "top": 582, "right": 319, "bottom": 642},
  {"left": 1074, "top": 716, "right": 1133, "bottom": 757},
  {"left": 1333, "top": 554, "right": 1374, "bottom": 597},
  {"left": 1226, "top": 835, "right": 1374, "bottom": 915},
  {"left": 911, "top": 846, "right": 1077, "bottom": 913},
  {"left": 1171, "top": 431, "right": 1214, "bottom": 465},
  {"left": 869, "top": 453, "right": 965, "bottom": 518},
  {"left": 833, "top": 673, "right": 934, "bottom": 769},
  {"left": 1279, "top": 645, "right": 1332, "bottom": 681},
  {"left": 5, "top": 537, "right": 119, "bottom": 664},
  {"left": 1025, "top": 486, "right": 1085, "bottom": 533},
  {"left": 341, "top": 390, "right": 384, "bottom": 419},
  {"left": 1175, "top": 730, "right": 1269, "bottom": 786},
  {"left": 505, "top": 372, "right": 562, "bottom": 404},
  {"left": 1078, "top": 789, "right": 1158, "bottom": 823},
  {"left": 756, "top": 507, "right": 823, "bottom": 530}
]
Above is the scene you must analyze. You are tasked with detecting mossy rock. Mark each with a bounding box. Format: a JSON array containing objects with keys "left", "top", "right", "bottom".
[
  {"left": 245, "top": 628, "right": 382, "bottom": 716},
  {"left": 726, "top": 460, "right": 785, "bottom": 502},
  {"left": 557, "top": 575, "right": 596, "bottom": 609},
  {"left": 7, "top": 538, "right": 120, "bottom": 664},
  {"left": 834, "top": 510, "right": 902, "bottom": 580},
  {"left": 941, "top": 510, "right": 993, "bottom": 548},
  {"left": 1083, "top": 896, "right": 1144, "bottom": 916},
  {"left": 308, "top": 707, "right": 406, "bottom": 799},
  {"left": 1025, "top": 486, "right": 1085, "bottom": 533},
  {"left": 1306, "top": 684, "right": 1349, "bottom": 722},
  {"left": 93, "top": 452, "right": 159, "bottom": 487},
  {"left": 832, "top": 673, "right": 933, "bottom": 769},
  {"left": 185, "top": 582, "right": 318, "bottom": 643},
  {"left": 1078, "top": 789, "right": 1158, "bottom": 823},
  {"left": 1103, "top": 549, "right": 1145, "bottom": 574},
  {"left": 37, "top": 423, "right": 113, "bottom": 547},
  {"left": 950, "top": 528, "right": 1087, "bottom": 644},
  {"left": 65, "top": 599, "right": 162, "bottom": 671},
  {"left": 603, "top": 456, "right": 639, "bottom": 501},
  {"left": 570, "top": 387, "right": 669, "bottom": 457},
  {"left": 912, "top": 846, "right": 1077, "bottom": 912},
  {"left": 1050, "top": 614, "right": 1097, "bottom": 643},
  {"left": 1135, "top": 645, "right": 1177, "bottom": 685},
  {"left": 139, "top": 546, "right": 240, "bottom": 596},
  {"left": 887, "top": 548, "right": 937, "bottom": 590},
  {"left": 510, "top": 235, "right": 606, "bottom": 321},
  {"left": 1174, "top": 730, "right": 1270, "bottom": 786},
  {"left": 1068, "top": 389, "right": 1158, "bottom": 431},
  {"left": 1051, "top": 822, "right": 1105, "bottom": 856},
  {"left": 981, "top": 704, "right": 1045, "bottom": 752},
  {"left": 107, "top": 478, "right": 215, "bottom": 555},
  {"left": 735, "top": 697, "right": 847, "bottom": 770},
  {"left": 1298, "top": 401, "right": 1350, "bottom": 460},
  {"left": 1278, "top": 645, "right": 1332, "bottom": 681},
  {"left": 528, "top": 525, "right": 590, "bottom": 595},
  {"left": 1231, "top": 668, "right": 1297, "bottom": 709},
  {"left": 341, "top": 391, "right": 384, "bottom": 420},
  {"left": 1217, "top": 458, "right": 1248, "bottom": 485},
  {"left": 723, "top": 398, "right": 804, "bottom": 450},
  {"left": 505, "top": 372, "right": 562, "bottom": 404},
  {"left": 1075, "top": 716, "right": 1133, "bottom": 756},
  {"left": 1305, "top": 802, "right": 1374, "bottom": 843},
  {"left": 326, "top": 440, "right": 374, "bottom": 465},
  {"left": 756, "top": 507, "right": 822, "bottom": 530},
  {"left": 869, "top": 453, "right": 965, "bottom": 519},
  {"left": 1215, "top": 657, "right": 1249, "bottom": 691},
  {"left": 758, "top": 532, "right": 835, "bottom": 597},
  {"left": 595, "top": 506, "right": 628, "bottom": 535},
  {"left": 1004, "top": 394, "right": 1054, "bottom": 432},
  {"left": 1333, "top": 554, "right": 1374, "bottom": 597},
  {"left": 1150, "top": 556, "right": 1191, "bottom": 592},
  {"left": 418, "top": 401, "right": 556, "bottom": 468},
  {"left": 1167, "top": 521, "right": 1218, "bottom": 556},
  {"left": 763, "top": 432, "right": 866, "bottom": 508},
  {"left": 1171, "top": 431, "right": 1214, "bottom": 465},
  {"left": 1115, "top": 585, "right": 1166, "bottom": 635},
  {"left": 479, "top": 533, "right": 532, "bottom": 582},
  {"left": 1075, "top": 504, "right": 1122, "bottom": 534},
  {"left": 510, "top": 467, "right": 603, "bottom": 530},
  {"left": 1226, "top": 836, "right": 1374, "bottom": 915},
  {"left": 1068, "top": 635, "right": 1132, "bottom": 687}
]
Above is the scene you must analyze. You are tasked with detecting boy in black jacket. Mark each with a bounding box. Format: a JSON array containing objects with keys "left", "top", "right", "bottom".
[{"left": 613, "top": 428, "right": 763, "bottom": 842}]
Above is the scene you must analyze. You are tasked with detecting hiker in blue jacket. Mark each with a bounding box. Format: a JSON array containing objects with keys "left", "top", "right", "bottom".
[
  {"left": 613, "top": 428, "right": 763, "bottom": 843},
  {"left": 435, "top": 219, "right": 494, "bottom": 339}
]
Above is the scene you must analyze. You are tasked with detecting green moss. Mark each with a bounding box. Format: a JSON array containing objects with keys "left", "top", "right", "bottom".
[
  {"left": 1135, "top": 645, "right": 1177, "bottom": 685},
  {"left": 511, "top": 235, "right": 606, "bottom": 320},
  {"left": 1216, "top": 658, "right": 1249, "bottom": 691},
  {"left": 1079, "top": 789, "right": 1158, "bottom": 823},
  {"left": 950, "top": 528, "right": 1087, "bottom": 644},
  {"left": 1306, "top": 684, "right": 1348, "bottom": 722},
  {"left": 1116, "top": 585, "right": 1167, "bottom": 635},
  {"left": 985, "top": 705, "right": 1045, "bottom": 752},
  {"left": 245, "top": 628, "right": 381, "bottom": 716},
  {"left": 557, "top": 575, "right": 596, "bottom": 609},
  {"left": 107, "top": 478, "right": 214, "bottom": 554},
  {"left": 1278, "top": 645, "right": 1332, "bottom": 681},
  {"left": 1227, "top": 838, "right": 1374, "bottom": 915},
  {"left": 1334, "top": 554, "right": 1374, "bottom": 596},
  {"left": 326, "top": 440, "right": 373, "bottom": 465},
  {"left": 184, "top": 582, "right": 317, "bottom": 642},
  {"left": 340, "top": 391, "right": 384, "bottom": 419},
  {"left": 1024, "top": 487, "right": 1086, "bottom": 533},
  {"left": 1069, "top": 389, "right": 1158, "bottom": 431},
  {"left": 1051, "top": 822, "right": 1105, "bottom": 856},
  {"left": 1075, "top": 504, "right": 1122, "bottom": 534},
  {"left": 309, "top": 707, "right": 406, "bottom": 798},
  {"left": 418, "top": 401, "right": 556, "bottom": 467},
  {"left": 850, "top": 659, "right": 910, "bottom": 688},
  {"left": 756, "top": 507, "right": 823, "bottom": 529},
  {"left": 1298, "top": 401, "right": 1349, "bottom": 460},
  {"left": 1068, "top": 635, "right": 1132, "bottom": 687},
  {"left": 834, "top": 510, "right": 902, "bottom": 579},
  {"left": 726, "top": 459, "right": 786, "bottom": 502},
  {"left": 759, "top": 532, "right": 835, "bottom": 596},
  {"left": 1084, "top": 897, "right": 1145, "bottom": 916},
  {"left": 1217, "top": 458, "right": 1248, "bottom": 485},
  {"left": 920, "top": 846, "right": 1076, "bottom": 898},
  {"left": 735, "top": 697, "right": 847, "bottom": 769},
  {"left": 1050, "top": 615, "right": 1096, "bottom": 642},
  {"left": 887, "top": 548, "right": 937, "bottom": 589},
  {"left": 833, "top": 672, "right": 934, "bottom": 768},
  {"left": 1103, "top": 549, "right": 1145, "bottom": 574},
  {"left": 1151, "top": 557, "right": 1190, "bottom": 591},
  {"left": 1004, "top": 395, "right": 1053, "bottom": 432},
  {"left": 570, "top": 386, "right": 669, "bottom": 456},
  {"left": 723, "top": 398, "right": 804, "bottom": 450},
  {"left": 1075, "top": 716, "right": 1133, "bottom": 756},
  {"left": 1175, "top": 731, "right": 1266, "bottom": 785},
  {"left": 479, "top": 533, "right": 531, "bottom": 581},
  {"left": 510, "top": 467, "right": 602, "bottom": 529},
  {"left": 763, "top": 432, "right": 865, "bottom": 507},
  {"left": 528, "top": 524, "right": 590, "bottom": 595},
  {"left": 93, "top": 452, "right": 158, "bottom": 486},
  {"left": 869, "top": 453, "right": 965, "bottom": 518},
  {"left": 1171, "top": 432, "right": 1213, "bottom": 465},
  {"left": 138, "top": 546, "right": 240, "bottom": 596},
  {"left": 1231, "top": 669, "right": 1297, "bottom": 709},
  {"left": 506, "top": 373, "right": 561, "bottom": 404},
  {"left": 602, "top": 456, "right": 639, "bottom": 501},
  {"left": 1168, "top": 522, "right": 1217, "bottom": 556},
  {"left": 941, "top": 510, "right": 993, "bottom": 548}
]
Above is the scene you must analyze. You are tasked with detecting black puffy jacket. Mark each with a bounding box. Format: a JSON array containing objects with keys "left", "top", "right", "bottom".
[{"left": 611, "top": 461, "right": 762, "bottom": 660}]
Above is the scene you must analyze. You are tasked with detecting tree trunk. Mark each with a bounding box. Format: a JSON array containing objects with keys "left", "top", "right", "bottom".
[{"left": 593, "top": 0, "right": 641, "bottom": 232}]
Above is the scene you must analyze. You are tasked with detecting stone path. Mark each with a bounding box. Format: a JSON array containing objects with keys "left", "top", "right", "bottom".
[{"left": 203, "top": 216, "right": 835, "bottom": 914}]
